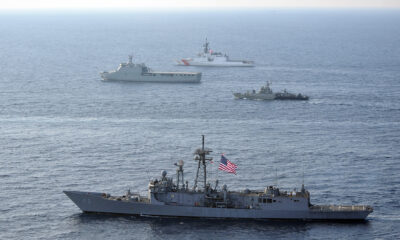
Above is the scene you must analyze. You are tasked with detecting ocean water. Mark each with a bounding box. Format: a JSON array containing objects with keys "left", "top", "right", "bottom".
[{"left": 0, "top": 9, "right": 400, "bottom": 239}]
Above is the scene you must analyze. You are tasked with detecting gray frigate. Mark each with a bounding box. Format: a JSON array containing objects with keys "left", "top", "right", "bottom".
[{"left": 64, "top": 136, "right": 372, "bottom": 220}]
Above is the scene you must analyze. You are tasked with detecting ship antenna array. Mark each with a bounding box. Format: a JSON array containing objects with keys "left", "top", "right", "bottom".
[{"left": 193, "top": 135, "right": 213, "bottom": 192}]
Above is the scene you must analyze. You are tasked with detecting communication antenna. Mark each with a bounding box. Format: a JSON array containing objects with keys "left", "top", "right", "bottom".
[{"left": 275, "top": 168, "right": 278, "bottom": 187}]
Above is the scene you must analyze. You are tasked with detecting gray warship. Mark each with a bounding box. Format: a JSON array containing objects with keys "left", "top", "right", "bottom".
[
  {"left": 234, "top": 82, "right": 309, "bottom": 100},
  {"left": 64, "top": 136, "right": 372, "bottom": 220},
  {"left": 101, "top": 55, "right": 201, "bottom": 83}
]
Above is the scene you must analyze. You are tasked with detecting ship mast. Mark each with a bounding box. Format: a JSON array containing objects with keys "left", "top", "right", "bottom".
[
  {"left": 193, "top": 135, "right": 213, "bottom": 192},
  {"left": 175, "top": 160, "right": 185, "bottom": 189},
  {"left": 203, "top": 38, "right": 210, "bottom": 54}
]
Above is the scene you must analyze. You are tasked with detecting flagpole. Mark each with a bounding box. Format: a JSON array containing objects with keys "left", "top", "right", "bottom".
[
  {"left": 216, "top": 154, "right": 220, "bottom": 182},
  {"left": 209, "top": 159, "right": 213, "bottom": 184}
]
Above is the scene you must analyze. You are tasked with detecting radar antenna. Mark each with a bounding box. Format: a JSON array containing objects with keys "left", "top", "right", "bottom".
[
  {"left": 174, "top": 160, "right": 185, "bottom": 189},
  {"left": 193, "top": 135, "right": 213, "bottom": 191}
]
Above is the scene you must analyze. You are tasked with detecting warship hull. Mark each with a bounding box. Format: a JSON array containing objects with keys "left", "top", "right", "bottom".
[
  {"left": 177, "top": 60, "right": 254, "bottom": 67},
  {"left": 233, "top": 93, "right": 275, "bottom": 100},
  {"left": 275, "top": 94, "right": 309, "bottom": 101},
  {"left": 101, "top": 72, "right": 201, "bottom": 83},
  {"left": 64, "top": 191, "right": 371, "bottom": 221}
]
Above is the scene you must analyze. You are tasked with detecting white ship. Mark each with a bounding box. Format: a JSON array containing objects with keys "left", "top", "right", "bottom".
[
  {"left": 177, "top": 39, "right": 254, "bottom": 67},
  {"left": 101, "top": 56, "right": 201, "bottom": 83}
]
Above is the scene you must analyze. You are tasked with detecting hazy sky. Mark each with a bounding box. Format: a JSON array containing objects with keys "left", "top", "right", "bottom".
[{"left": 1, "top": 0, "right": 399, "bottom": 10}]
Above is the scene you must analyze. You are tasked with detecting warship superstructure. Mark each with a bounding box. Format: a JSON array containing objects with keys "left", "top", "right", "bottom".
[
  {"left": 101, "top": 56, "right": 201, "bottom": 83},
  {"left": 177, "top": 39, "right": 254, "bottom": 67},
  {"left": 64, "top": 136, "right": 372, "bottom": 220},
  {"left": 234, "top": 82, "right": 309, "bottom": 100}
]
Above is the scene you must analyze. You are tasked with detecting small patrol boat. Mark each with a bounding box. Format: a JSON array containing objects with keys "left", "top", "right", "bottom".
[
  {"left": 64, "top": 136, "right": 372, "bottom": 221},
  {"left": 101, "top": 55, "right": 201, "bottom": 83},
  {"left": 233, "top": 82, "right": 309, "bottom": 101},
  {"left": 176, "top": 39, "right": 254, "bottom": 67}
]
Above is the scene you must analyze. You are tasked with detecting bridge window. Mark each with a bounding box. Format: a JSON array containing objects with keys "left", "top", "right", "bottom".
[{"left": 267, "top": 199, "right": 272, "bottom": 203}]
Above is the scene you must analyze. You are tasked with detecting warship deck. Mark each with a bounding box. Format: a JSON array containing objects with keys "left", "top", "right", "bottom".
[{"left": 310, "top": 205, "right": 372, "bottom": 212}]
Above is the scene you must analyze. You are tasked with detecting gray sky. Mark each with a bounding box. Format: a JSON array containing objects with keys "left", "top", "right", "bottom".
[{"left": 1, "top": 0, "right": 399, "bottom": 9}]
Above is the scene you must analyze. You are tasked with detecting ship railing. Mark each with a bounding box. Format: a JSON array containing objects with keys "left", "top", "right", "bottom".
[
  {"left": 215, "top": 202, "right": 228, "bottom": 208},
  {"left": 310, "top": 205, "right": 372, "bottom": 212}
]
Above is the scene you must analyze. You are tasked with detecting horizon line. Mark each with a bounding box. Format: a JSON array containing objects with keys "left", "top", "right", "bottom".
[{"left": 1, "top": 6, "right": 400, "bottom": 12}]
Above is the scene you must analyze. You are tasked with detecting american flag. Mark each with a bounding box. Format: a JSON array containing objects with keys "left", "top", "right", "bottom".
[{"left": 218, "top": 154, "right": 237, "bottom": 175}]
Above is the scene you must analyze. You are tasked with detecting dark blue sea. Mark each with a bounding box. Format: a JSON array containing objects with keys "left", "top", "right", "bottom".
[{"left": 1, "top": 9, "right": 399, "bottom": 239}]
